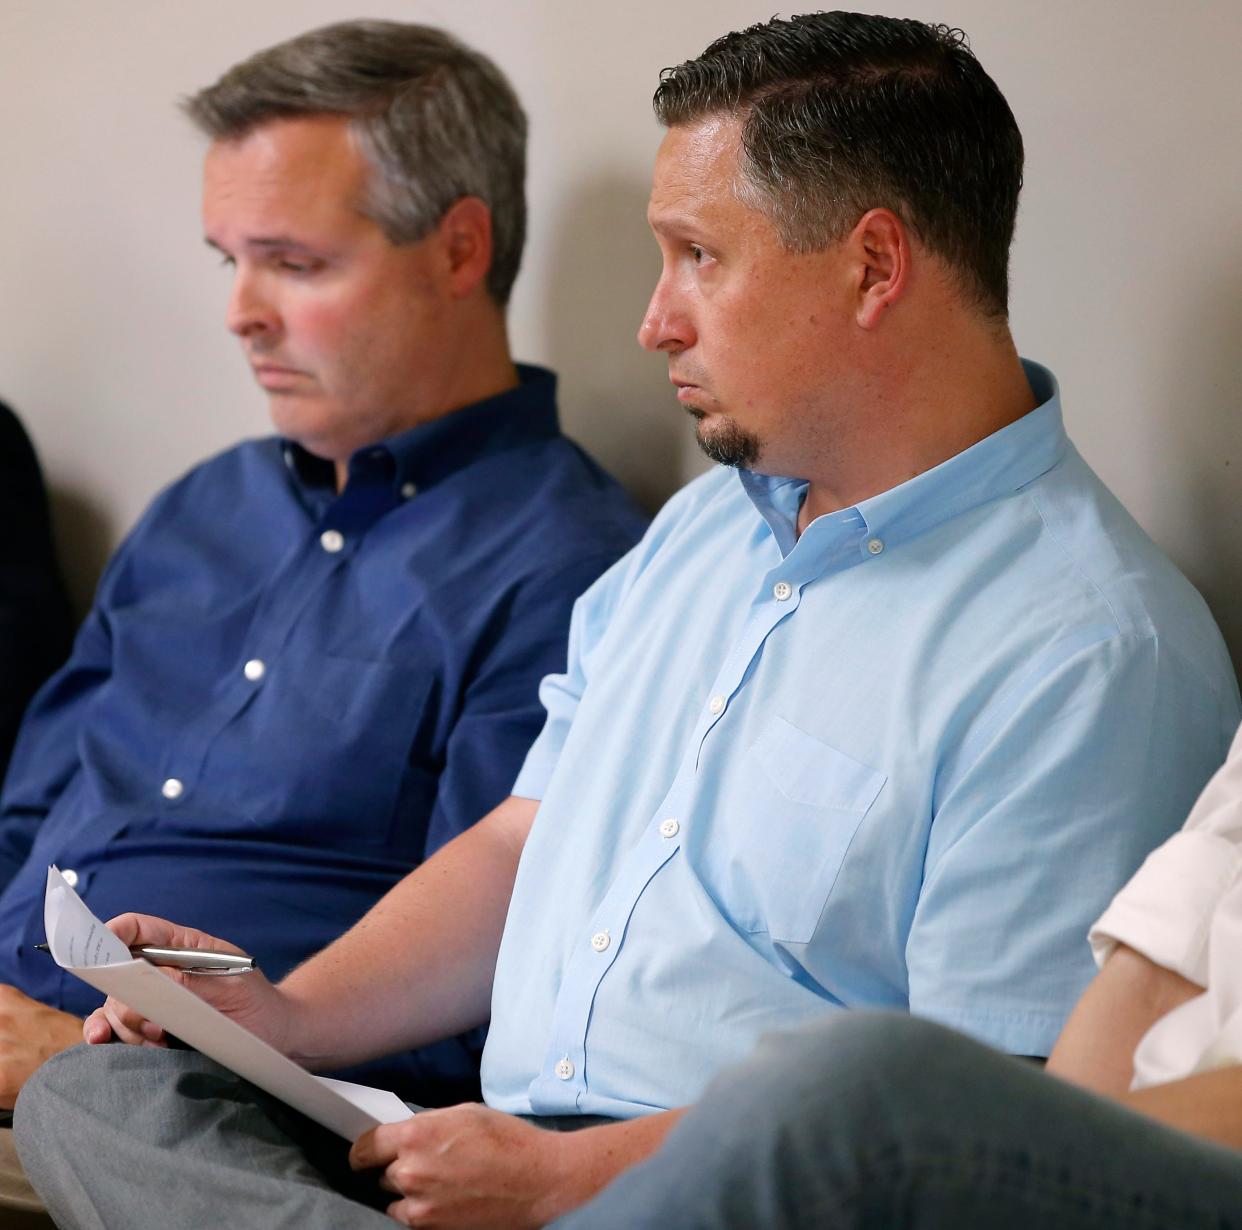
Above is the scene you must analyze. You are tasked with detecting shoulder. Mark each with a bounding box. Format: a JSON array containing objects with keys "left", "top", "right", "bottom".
[
  {"left": 98, "top": 438, "right": 288, "bottom": 597},
  {"left": 561, "top": 468, "right": 747, "bottom": 642},
  {"left": 1017, "top": 447, "right": 1232, "bottom": 689},
  {"left": 133, "top": 437, "right": 286, "bottom": 521},
  {"left": 626, "top": 466, "right": 742, "bottom": 564}
]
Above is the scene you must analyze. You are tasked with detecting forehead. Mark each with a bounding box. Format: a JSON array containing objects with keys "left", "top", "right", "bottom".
[
  {"left": 647, "top": 115, "right": 764, "bottom": 237},
  {"left": 201, "top": 114, "right": 370, "bottom": 233}
]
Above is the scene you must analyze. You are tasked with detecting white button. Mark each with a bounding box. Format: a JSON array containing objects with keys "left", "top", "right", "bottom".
[
  {"left": 555, "top": 1057, "right": 575, "bottom": 1081},
  {"left": 867, "top": 538, "right": 885, "bottom": 556},
  {"left": 61, "top": 869, "right": 80, "bottom": 889},
  {"left": 659, "top": 818, "right": 680, "bottom": 838},
  {"left": 161, "top": 778, "right": 184, "bottom": 801},
  {"left": 400, "top": 482, "right": 418, "bottom": 499},
  {"left": 590, "top": 931, "right": 611, "bottom": 953},
  {"left": 320, "top": 529, "right": 345, "bottom": 553},
  {"left": 708, "top": 694, "right": 726, "bottom": 715},
  {"left": 772, "top": 581, "right": 793, "bottom": 601},
  {"left": 243, "top": 658, "right": 266, "bottom": 682}
]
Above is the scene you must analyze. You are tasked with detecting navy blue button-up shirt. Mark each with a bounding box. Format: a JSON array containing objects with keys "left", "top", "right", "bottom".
[{"left": 0, "top": 365, "right": 647, "bottom": 1101}]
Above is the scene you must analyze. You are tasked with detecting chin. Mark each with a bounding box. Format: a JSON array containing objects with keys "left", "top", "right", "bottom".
[
  {"left": 268, "top": 398, "right": 329, "bottom": 439},
  {"left": 694, "top": 415, "right": 761, "bottom": 470}
]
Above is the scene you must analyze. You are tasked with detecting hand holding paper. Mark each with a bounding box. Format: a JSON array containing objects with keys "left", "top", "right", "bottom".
[
  {"left": 43, "top": 866, "right": 413, "bottom": 1140},
  {"left": 78, "top": 908, "right": 282, "bottom": 1049}
]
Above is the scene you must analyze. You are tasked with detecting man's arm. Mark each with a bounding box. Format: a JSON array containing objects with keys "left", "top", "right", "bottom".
[
  {"left": 280, "top": 794, "right": 536, "bottom": 1068},
  {"left": 1048, "top": 944, "right": 1242, "bottom": 1153},
  {"left": 1121, "top": 1066, "right": 1242, "bottom": 1151},
  {"left": 0, "top": 988, "right": 83, "bottom": 1109},
  {"left": 90, "top": 794, "right": 537, "bottom": 1066},
  {"left": 1047, "top": 943, "right": 1202, "bottom": 1096}
]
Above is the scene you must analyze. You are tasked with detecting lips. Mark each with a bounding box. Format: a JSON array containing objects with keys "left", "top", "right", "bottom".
[
  {"left": 672, "top": 378, "right": 705, "bottom": 404},
  {"left": 251, "top": 364, "right": 308, "bottom": 390}
]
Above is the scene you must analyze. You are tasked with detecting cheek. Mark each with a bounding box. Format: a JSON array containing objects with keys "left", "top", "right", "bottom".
[{"left": 287, "top": 300, "right": 354, "bottom": 356}]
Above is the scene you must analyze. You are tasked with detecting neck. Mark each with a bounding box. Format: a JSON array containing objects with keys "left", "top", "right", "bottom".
[{"left": 797, "top": 324, "right": 1036, "bottom": 533}]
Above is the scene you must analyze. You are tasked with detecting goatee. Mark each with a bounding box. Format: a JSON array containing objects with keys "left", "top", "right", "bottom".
[{"left": 689, "top": 410, "right": 760, "bottom": 469}]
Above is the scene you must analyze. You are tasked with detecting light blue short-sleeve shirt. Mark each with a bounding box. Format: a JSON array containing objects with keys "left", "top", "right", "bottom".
[{"left": 483, "top": 362, "right": 1240, "bottom": 1118}]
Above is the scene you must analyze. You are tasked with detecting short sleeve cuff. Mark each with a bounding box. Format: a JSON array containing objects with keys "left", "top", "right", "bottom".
[
  {"left": 1088, "top": 829, "right": 1242, "bottom": 985},
  {"left": 916, "top": 1003, "right": 1067, "bottom": 1059},
  {"left": 510, "top": 717, "right": 570, "bottom": 801}
]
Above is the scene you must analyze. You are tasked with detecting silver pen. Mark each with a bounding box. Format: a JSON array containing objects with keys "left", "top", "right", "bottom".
[{"left": 34, "top": 942, "right": 257, "bottom": 976}]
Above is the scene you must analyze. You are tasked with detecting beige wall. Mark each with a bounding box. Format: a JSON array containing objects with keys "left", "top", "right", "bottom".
[{"left": 3, "top": 2, "right": 1242, "bottom": 663}]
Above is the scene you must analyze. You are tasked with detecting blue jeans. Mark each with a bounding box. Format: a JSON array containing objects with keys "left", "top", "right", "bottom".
[{"left": 553, "top": 1012, "right": 1242, "bottom": 1229}]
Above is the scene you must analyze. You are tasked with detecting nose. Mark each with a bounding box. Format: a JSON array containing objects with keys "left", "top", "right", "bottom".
[
  {"left": 225, "top": 267, "right": 280, "bottom": 339},
  {"left": 637, "top": 274, "right": 694, "bottom": 353}
]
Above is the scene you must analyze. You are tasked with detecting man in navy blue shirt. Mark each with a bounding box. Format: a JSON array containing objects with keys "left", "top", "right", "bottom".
[{"left": 0, "top": 19, "right": 645, "bottom": 1120}]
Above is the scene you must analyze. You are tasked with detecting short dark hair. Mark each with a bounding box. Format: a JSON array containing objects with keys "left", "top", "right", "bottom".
[
  {"left": 653, "top": 12, "right": 1024, "bottom": 318},
  {"left": 185, "top": 20, "right": 527, "bottom": 305}
]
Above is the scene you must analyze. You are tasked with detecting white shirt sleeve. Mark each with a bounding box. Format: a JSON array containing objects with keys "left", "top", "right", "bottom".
[{"left": 1089, "top": 721, "right": 1242, "bottom": 986}]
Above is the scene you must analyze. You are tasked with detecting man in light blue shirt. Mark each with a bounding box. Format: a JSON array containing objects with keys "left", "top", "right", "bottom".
[
  {"left": 482, "top": 360, "right": 1236, "bottom": 1119},
  {"left": 19, "top": 12, "right": 1241, "bottom": 1230}
]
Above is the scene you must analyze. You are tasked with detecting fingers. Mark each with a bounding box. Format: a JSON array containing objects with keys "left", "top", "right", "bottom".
[
  {"left": 82, "top": 1007, "right": 110, "bottom": 1044},
  {"left": 103, "top": 912, "right": 176, "bottom": 948},
  {"left": 104, "top": 912, "right": 247, "bottom": 957},
  {"left": 349, "top": 1119, "right": 419, "bottom": 1176},
  {"left": 82, "top": 997, "right": 165, "bottom": 1047},
  {"left": 348, "top": 1124, "right": 390, "bottom": 1173},
  {"left": 386, "top": 1196, "right": 432, "bottom": 1227}
]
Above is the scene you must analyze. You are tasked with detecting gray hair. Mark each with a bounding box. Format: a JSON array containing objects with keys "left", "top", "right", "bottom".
[{"left": 184, "top": 20, "right": 527, "bottom": 305}]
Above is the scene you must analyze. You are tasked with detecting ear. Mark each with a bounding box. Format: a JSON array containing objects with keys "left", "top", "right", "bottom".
[
  {"left": 848, "top": 208, "right": 909, "bottom": 330},
  {"left": 435, "top": 196, "right": 494, "bottom": 300}
]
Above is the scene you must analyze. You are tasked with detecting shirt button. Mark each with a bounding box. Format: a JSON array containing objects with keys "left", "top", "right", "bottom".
[
  {"left": 243, "top": 658, "right": 266, "bottom": 682},
  {"left": 772, "top": 580, "right": 793, "bottom": 601},
  {"left": 659, "top": 818, "right": 680, "bottom": 838},
  {"left": 867, "top": 538, "right": 885, "bottom": 556},
  {"left": 708, "top": 694, "right": 726, "bottom": 716},
  {"left": 320, "top": 529, "right": 345, "bottom": 554},
  {"left": 61, "top": 869, "right": 80, "bottom": 889},
  {"left": 590, "top": 931, "right": 611, "bottom": 953},
  {"left": 555, "top": 1057, "right": 575, "bottom": 1081},
  {"left": 400, "top": 482, "right": 418, "bottom": 499},
  {"left": 161, "top": 778, "right": 184, "bottom": 801}
]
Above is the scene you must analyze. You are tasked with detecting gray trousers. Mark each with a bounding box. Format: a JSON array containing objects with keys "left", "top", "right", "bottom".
[
  {"left": 18, "top": 1014, "right": 1242, "bottom": 1228},
  {"left": 14, "top": 1044, "right": 608, "bottom": 1229}
]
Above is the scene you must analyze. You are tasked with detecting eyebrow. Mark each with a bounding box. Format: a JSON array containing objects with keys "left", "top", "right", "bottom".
[
  {"left": 204, "top": 236, "right": 320, "bottom": 254},
  {"left": 647, "top": 210, "right": 702, "bottom": 237}
]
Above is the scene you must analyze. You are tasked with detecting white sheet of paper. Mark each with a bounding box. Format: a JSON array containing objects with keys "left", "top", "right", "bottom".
[{"left": 43, "top": 866, "right": 414, "bottom": 1141}]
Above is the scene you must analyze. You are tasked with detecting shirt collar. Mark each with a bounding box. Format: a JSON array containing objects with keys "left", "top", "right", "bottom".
[
  {"left": 740, "top": 360, "right": 1068, "bottom": 562},
  {"left": 281, "top": 363, "right": 561, "bottom": 500}
]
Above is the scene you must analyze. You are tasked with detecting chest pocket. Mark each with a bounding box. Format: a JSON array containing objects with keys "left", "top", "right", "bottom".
[{"left": 703, "top": 716, "right": 886, "bottom": 945}]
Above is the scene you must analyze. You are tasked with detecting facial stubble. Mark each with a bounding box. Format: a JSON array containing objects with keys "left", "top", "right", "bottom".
[{"left": 687, "top": 407, "right": 761, "bottom": 469}]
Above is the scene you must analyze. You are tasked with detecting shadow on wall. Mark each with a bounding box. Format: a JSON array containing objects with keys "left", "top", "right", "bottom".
[
  {"left": 49, "top": 486, "right": 114, "bottom": 621},
  {"left": 540, "top": 172, "right": 699, "bottom": 515},
  {"left": 1168, "top": 275, "right": 1242, "bottom": 679}
]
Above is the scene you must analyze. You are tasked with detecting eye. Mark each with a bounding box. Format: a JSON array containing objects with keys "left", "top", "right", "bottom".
[
  {"left": 689, "top": 244, "right": 706, "bottom": 264},
  {"left": 276, "top": 258, "right": 322, "bottom": 275}
]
